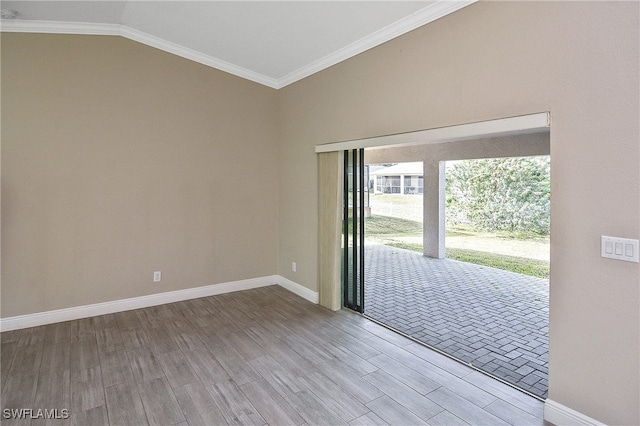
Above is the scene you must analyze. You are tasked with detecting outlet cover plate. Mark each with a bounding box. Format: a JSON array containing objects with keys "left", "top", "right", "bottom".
[{"left": 601, "top": 236, "right": 639, "bottom": 263}]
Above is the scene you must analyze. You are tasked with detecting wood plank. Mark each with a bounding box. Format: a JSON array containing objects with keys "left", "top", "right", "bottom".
[
  {"left": 17, "top": 325, "right": 46, "bottom": 347},
  {"left": 368, "top": 353, "right": 440, "bottom": 395},
  {"left": 207, "top": 379, "right": 266, "bottom": 426},
  {"left": 171, "top": 329, "right": 207, "bottom": 352},
  {"left": 104, "top": 381, "right": 149, "bottom": 426},
  {"left": 120, "top": 328, "right": 150, "bottom": 352},
  {"left": 1, "top": 372, "right": 38, "bottom": 410},
  {"left": 205, "top": 341, "right": 259, "bottom": 386},
  {"left": 42, "top": 322, "right": 71, "bottom": 345},
  {"left": 365, "top": 396, "right": 428, "bottom": 426},
  {"left": 360, "top": 322, "right": 414, "bottom": 347},
  {"left": 249, "top": 355, "right": 302, "bottom": 398},
  {"left": 298, "top": 372, "right": 369, "bottom": 422},
  {"left": 461, "top": 371, "right": 544, "bottom": 417},
  {"left": 362, "top": 369, "right": 444, "bottom": 420},
  {"left": 70, "top": 366, "right": 105, "bottom": 413},
  {"left": 0, "top": 330, "right": 23, "bottom": 344},
  {"left": 9, "top": 344, "right": 43, "bottom": 377},
  {"left": 34, "top": 370, "right": 70, "bottom": 410},
  {"left": 284, "top": 390, "right": 348, "bottom": 426},
  {"left": 403, "top": 343, "right": 475, "bottom": 378},
  {"left": 157, "top": 350, "right": 200, "bottom": 388},
  {"left": 244, "top": 324, "right": 281, "bottom": 348},
  {"left": 114, "top": 310, "right": 143, "bottom": 330},
  {"left": 71, "top": 405, "right": 108, "bottom": 426},
  {"left": 1, "top": 341, "right": 17, "bottom": 373},
  {"left": 314, "top": 361, "right": 384, "bottom": 404},
  {"left": 0, "top": 343, "right": 17, "bottom": 391},
  {"left": 95, "top": 327, "right": 124, "bottom": 355},
  {"left": 40, "top": 343, "right": 71, "bottom": 373},
  {"left": 484, "top": 399, "right": 545, "bottom": 426},
  {"left": 182, "top": 349, "right": 230, "bottom": 385},
  {"left": 100, "top": 350, "right": 135, "bottom": 388},
  {"left": 240, "top": 378, "right": 305, "bottom": 426},
  {"left": 70, "top": 340, "right": 100, "bottom": 371},
  {"left": 69, "top": 318, "right": 96, "bottom": 342},
  {"left": 314, "top": 340, "right": 378, "bottom": 377},
  {"left": 137, "top": 377, "right": 185, "bottom": 426},
  {"left": 425, "top": 387, "right": 509, "bottom": 426},
  {"left": 349, "top": 412, "right": 390, "bottom": 426},
  {"left": 223, "top": 331, "right": 268, "bottom": 361},
  {"left": 173, "top": 382, "right": 227, "bottom": 426},
  {"left": 361, "top": 336, "right": 424, "bottom": 368},
  {"left": 92, "top": 313, "right": 118, "bottom": 330},
  {"left": 126, "top": 348, "right": 165, "bottom": 383},
  {"left": 264, "top": 343, "right": 318, "bottom": 377},
  {"left": 282, "top": 334, "right": 333, "bottom": 365},
  {"left": 411, "top": 362, "right": 498, "bottom": 408},
  {"left": 427, "top": 410, "right": 471, "bottom": 426},
  {"left": 145, "top": 327, "right": 179, "bottom": 355}
]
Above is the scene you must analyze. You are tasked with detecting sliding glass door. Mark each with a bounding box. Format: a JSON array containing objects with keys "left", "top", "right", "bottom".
[{"left": 343, "top": 149, "right": 365, "bottom": 312}]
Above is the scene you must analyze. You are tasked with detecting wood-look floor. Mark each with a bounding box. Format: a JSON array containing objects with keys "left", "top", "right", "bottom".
[{"left": 1, "top": 285, "right": 546, "bottom": 425}]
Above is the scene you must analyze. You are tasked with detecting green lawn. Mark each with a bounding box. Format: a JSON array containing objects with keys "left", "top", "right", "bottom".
[{"left": 364, "top": 215, "right": 549, "bottom": 279}]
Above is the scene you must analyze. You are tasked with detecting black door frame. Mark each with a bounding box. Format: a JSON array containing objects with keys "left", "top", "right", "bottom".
[{"left": 343, "top": 149, "right": 365, "bottom": 313}]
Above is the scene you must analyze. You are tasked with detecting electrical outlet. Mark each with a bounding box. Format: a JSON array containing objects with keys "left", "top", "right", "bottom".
[
  {"left": 292, "top": 262, "right": 297, "bottom": 272},
  {"left": 153, "top": 271, "right": 162, "bottom": 282}
]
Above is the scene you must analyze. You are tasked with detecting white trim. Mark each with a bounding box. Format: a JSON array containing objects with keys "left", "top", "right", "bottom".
[
  {"left": 276, "top": 0, "right": 476, "bottom": 88},
  {"left": 315, "top": 112, "right": 551, "bottom": 153},
  {"left": 0, "top": 0, "right": 475, "bottom": 89},
  {"left": 1, "top": 275, "right": 318, "bottom": 331},
  {"left": 0, "top": 19, "right": 120, "bottom": 35},
  {"left": 544, "top": 399, "right": 606, "bottom": 426},
  {"left": 119, "top": 26, "right": 279, "bottom": 88},
  {"left": 0, "top": 20, "right": 279, "bottom": 88},
  {"left": 277, "top": 276, "right": 320, "bottom": 305}
]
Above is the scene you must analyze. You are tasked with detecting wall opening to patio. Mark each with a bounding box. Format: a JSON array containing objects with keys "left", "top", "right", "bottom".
[{"left": 362, "top": 135, "right": 550, "bottom": 399}]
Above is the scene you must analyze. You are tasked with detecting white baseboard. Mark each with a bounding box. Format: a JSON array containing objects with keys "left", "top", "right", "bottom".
[
  {"left": 0, "top": 275, "right": 319, "bottom": 332},
  {"left": 544, "top": 399, "right": 605, "bottom": 426},
  {"left": 276, "top": 276, "right": 319, "bottom": 304}
]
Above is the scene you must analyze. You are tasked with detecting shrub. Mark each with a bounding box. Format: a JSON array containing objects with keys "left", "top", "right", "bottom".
[{"left": 445, "top": 156, "right": 550, "bottom": 235}]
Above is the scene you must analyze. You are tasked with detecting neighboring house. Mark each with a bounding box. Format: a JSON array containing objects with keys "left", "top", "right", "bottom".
[{"left": 370, "top": 162, "right": 424, "bottom": 194}]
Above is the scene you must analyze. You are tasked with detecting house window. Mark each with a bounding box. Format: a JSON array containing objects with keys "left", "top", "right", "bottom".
[
  {"left": 404, "top": 176, "right": 412, "bottom": 194},
  {"left": 377, "top": 176, "right": 401, "bottom": 193}
]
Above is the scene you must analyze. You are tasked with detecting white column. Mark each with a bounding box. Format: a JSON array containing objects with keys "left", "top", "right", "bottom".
[{"left": 423, "top": 161, "right": 445, "bottom": 258}]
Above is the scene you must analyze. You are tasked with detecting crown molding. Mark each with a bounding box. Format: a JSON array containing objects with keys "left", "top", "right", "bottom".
[
  {"left": 119, "top": 26, "right": 280, "bottom": 88},
  {"left": 0, "top": 0, "right": 476, "bottom": 89},
  {"left": 0, "top": 19, "right": 280, "bottom": 88},
  {"left": 276, "top": 0, "right": 476, "bottom": 88},
  {"left": 0, "top": 19, "right": 120, "bottom": 35}
]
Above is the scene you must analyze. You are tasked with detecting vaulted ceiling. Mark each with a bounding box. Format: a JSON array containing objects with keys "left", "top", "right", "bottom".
[{"left": 0, "top": 1, "right": 475, "bottom": 88}]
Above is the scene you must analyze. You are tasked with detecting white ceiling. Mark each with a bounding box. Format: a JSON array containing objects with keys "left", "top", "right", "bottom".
[{"left": 0, "top": 1, "right": 475, "bottom": 88}]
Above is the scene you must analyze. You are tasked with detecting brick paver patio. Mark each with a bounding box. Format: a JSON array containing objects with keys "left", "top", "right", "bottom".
[{"left": 364, "top": 243, "right": 549, "bottom": 399}]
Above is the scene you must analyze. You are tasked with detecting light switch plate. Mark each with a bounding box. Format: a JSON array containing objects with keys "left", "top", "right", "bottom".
[{"left": 601, "top": 236, "right": 639, "bottom": 263}]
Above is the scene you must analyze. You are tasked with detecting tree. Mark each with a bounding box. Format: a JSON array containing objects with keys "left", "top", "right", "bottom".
[{"left": 445, "top": 156, "right": 550, "bottom": 235}]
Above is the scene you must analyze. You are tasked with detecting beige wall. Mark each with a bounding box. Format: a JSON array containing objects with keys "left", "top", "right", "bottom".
[
  {"left": 1, "top": 34, "right": 279, "bottom": 318},
  {"left": 278, "top": 2, "right": 639, "bottom": 424}
]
